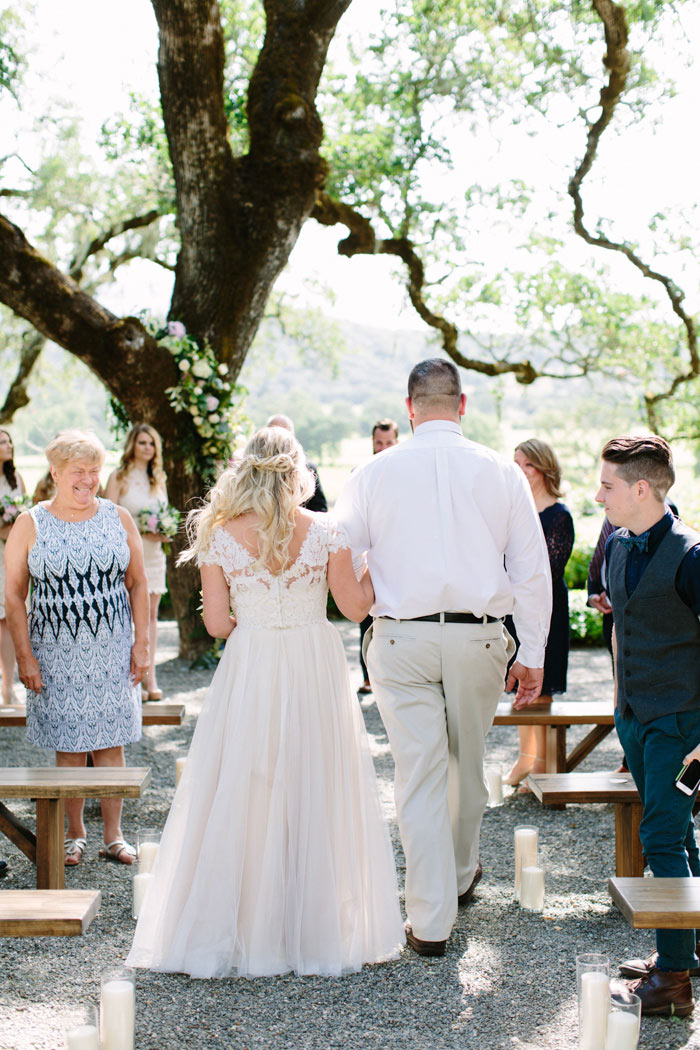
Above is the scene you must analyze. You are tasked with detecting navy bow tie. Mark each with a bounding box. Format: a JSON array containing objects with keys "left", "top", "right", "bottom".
[{"left": 618, "top": 532, "right": 649, "bottom": 554}]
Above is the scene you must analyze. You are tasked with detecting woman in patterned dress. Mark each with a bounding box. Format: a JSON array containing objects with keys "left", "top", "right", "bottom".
[
  {"left": 0, "top": 429, "right": 26, "bottom": 704},
  {"left": 106, "top": 424, "right": 169, "bottom": 701},
  {"left": 5, "top": 430, "right": 149, "bottom": 866}
]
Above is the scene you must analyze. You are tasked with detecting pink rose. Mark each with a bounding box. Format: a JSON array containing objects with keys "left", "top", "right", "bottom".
[
  {"left": 205, "top": 395, "right": 219, "bottom": 411},
  {"left": 147, "top": 513, "right": 158, "bottom": 532},
  {"left": 168, "top": 321, "right": 186, "bottom": 338}
]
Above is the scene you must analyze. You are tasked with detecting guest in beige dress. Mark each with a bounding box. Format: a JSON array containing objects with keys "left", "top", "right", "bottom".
[
  {"left": 106, "top": 424, "right": 169, "bottom": 700},
  {"left": 0, "top": 429, "right": 26, "bottom": 704}
]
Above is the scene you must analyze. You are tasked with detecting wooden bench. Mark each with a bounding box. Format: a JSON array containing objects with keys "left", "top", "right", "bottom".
[
  {"left": 0, "top": 702, "right": 185, "bottom": 727},
  {"left": 493, "top": 701, "right": 614, "bottom": 774},
  {"left": 0, "top": 767, "right": 151, "bottom": 889},
  {"left": 527, "top": 771, "right": 643, "bottom": 877},
  {"left": 609, "top": 877, "right": 700, "bottom": 929},
  {"left": 0, "top": 889, "right": 101, "bottom": 937}
]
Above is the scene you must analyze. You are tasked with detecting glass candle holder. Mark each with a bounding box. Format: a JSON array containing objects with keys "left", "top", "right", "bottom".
[
  {"left": 576, "top": 954, "right": 610, "bottom": 1050},
  {"left": 485, "top": 769, "right": 504, "bottom": 807},
  {"left": 514, "top": 825, "right": 538, "bottom": 896},
  {"left": 132, "top": 870, "right": 154, "bottom": 920},
  {"left": 63, "top": 1004, "right": 99, "bottom": 1050},
  {"left": 606, "top": 991, "right": 641, "bottom": 1050},
  {"left": 519, "top": 864, "right": 545, "bottom": 911},
  {"left": 136, "top": 828, "right": 160, "bottom": 874},
  {"left": 100, "top": 966, "right": 135, "bottom": 1050}
]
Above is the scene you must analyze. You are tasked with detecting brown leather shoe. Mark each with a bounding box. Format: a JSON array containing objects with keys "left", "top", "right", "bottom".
[
  {"left": 620, "top": 947, "right": 700, "bottom": 979},
  {"left": 458, "top": 861, "right": 482, "bottom": 906},
  {"left": 627, "top": 967, "right": 695, "bottom": 1016},
  {"left": 404, "top": 923, "right": 447, "bottom": 958}
]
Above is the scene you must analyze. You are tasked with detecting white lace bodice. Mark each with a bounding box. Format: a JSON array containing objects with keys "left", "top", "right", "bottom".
[{"left": 198, "top": 515, "right": 350, "bottom": 629}]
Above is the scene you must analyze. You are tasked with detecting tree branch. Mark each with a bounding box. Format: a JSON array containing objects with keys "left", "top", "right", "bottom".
[
  {"left": 0, "top": 330, "right": 44, "bottom": 424},
  {"left": 568, "top": 0, "right": 699, "bottom": 429},
  {"left": 69, "top": 208, "right": 162, "bottom": 282},
  {"left": 312, "top": 191, "right": 541, "bottom": 384}
]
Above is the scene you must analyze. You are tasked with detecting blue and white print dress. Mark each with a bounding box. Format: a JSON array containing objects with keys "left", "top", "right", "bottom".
[{"left": 26, "top": 499, "right": 142, "bottom": 752}]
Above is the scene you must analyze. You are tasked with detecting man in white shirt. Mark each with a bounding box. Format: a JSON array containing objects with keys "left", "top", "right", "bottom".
[{"left": 335, "top": 359, "right": 551, "bottom": 956}]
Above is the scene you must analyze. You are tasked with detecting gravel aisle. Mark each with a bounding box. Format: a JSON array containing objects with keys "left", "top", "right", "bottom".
[{"left": 1, "top": 623, "right": 698, "bottom": 1049}]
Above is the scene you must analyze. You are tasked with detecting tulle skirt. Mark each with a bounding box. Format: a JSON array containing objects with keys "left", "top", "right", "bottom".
[{"left": 127, "top": 620, "right": 404, "bottom": 977}]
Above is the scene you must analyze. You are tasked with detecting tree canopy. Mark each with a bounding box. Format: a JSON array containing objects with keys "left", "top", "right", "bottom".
[{"left": 0, "top": 0, "right": 697, "bottom": 649}]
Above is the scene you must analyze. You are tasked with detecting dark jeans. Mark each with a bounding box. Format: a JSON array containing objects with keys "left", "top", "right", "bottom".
[{"left": 615, "top": 707, "right": 700, "bottom": 971}]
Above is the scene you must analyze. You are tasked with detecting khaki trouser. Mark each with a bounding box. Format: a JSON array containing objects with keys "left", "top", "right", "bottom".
[{"left": 368, "top": 616, "right": 515, "bottom": 941}]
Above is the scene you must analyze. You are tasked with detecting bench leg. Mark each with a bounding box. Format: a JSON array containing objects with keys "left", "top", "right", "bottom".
[
  {"left": 615, "top": 801, "right": 644, "bottom": 877},
  {"left": 544, "top": 726, "right": 567, "bottom": 774},
  {"left": 35, "top": 799, "right": 65, "bottom": 890}
]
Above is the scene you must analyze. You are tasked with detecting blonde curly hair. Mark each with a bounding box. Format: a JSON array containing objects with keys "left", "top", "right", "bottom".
[{"left": 179, "top": 427, "right": 315, "bottom": 571}]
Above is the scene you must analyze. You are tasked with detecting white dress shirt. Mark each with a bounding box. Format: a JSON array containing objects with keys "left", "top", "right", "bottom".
[{"left": 334, "top": 420, "right": 552, "bottom": 667}]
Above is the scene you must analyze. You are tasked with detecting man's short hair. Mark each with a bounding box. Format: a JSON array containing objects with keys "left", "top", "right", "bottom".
[
  {"left": 372, "top": 418, "right": 399, "bottom": 439},
  {"left": 407, "top": 359, "right": 462, "bottom": 411},
  {"left": 601, "top": 435, "right": 675, "bottom": 502},
  {"left": 266, "top": 413, "right": 294, "bottom": 434}
]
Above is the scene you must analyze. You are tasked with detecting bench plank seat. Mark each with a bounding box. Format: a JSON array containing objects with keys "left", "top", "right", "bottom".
[
  {"left": 528, "top": 772, "right": 644, "bottom": 878},
  {"left": 0, "top": 703, "right": 184, "bottom": 727},
  {"left": 0, "top": 889, "right": 101, "bottom": 937},
  {"left": 493, "top": 701, "right": 614, "bottom": 774},
  {"left": 608, "top": 877, "right": 700, "bottom": 929},
  {"left": 0, "top": 767, "right": 151, "bottom": 889}
]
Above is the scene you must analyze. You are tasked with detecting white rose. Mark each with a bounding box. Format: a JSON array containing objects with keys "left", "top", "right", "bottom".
[
  {"left": 209, "top": 413, "right": 220, "bottom": 423},
  {"left": 218, "top": 364, "right": 228, "bottom": 376},
  {"left": 193, "top": 415, "right": 203, "bottom": 426},
  {"left": 178, "top": 359, "right": 191, "bottom": 371},
  {"left": 192, "top": 359, "right": 212, "bottom": 379}
]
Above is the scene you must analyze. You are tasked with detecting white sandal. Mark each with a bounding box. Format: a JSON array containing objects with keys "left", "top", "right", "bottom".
[
  {"left": 64, "top": 837, "right": 87, "bottom": 867},
  {"left": 99, "top": 839, "right": 137, "bottom": 865}
]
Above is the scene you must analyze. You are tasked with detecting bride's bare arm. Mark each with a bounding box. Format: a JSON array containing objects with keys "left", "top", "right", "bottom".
[
  {"left": 201, "top": 564, "right": 236, "bottom": 638},
  {"left": 327, "top": 547, "right": 374, "bottom": 623}
]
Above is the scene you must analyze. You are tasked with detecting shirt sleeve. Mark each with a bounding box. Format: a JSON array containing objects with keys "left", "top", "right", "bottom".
[
  {"left": 333, "top": 467, "right": 372, "bottom": 574},
  {"left": 677, "top": 544, "right": 700, "bottom": 616},
  {"left": 504, "top": 470, "right": 553, "bottom": 668}
]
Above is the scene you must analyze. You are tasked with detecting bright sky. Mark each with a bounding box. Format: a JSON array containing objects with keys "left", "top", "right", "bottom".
[{"left": 4, "top": 0, "right": 699, "bottom": 329}]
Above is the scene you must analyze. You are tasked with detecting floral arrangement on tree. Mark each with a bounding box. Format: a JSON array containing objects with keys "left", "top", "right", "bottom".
[
  {"left": 140, "top": 316, "right": 250, "bottom": 480},
  {"left": 136, "top": 502, "right": 182, "bottom": 555},
  {"left": 0, "top": 493, "right": 32, "bottom": 526}
]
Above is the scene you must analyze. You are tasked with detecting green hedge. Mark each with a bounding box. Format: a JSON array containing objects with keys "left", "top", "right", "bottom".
[
  {"left": 568, "top": 588, "right": 604, "bottom": 646},
  {"left": 564, "top": 543, "right": 595, "bottom": 590}
]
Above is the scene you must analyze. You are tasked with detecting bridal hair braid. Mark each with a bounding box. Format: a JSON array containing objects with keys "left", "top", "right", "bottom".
[{"left": 179, "top": 427, "right": 316, "bottom": 570}]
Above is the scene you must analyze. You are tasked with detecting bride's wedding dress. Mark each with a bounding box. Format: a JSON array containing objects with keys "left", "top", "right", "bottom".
[{"left": 127, "top": 515, "right": 404, "bottom": 977}]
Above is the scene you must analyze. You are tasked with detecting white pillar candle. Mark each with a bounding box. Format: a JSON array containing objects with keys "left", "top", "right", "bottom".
[
  {"left": 579, "top": 971, "right": 610, "bottom": 1050},
  {"left": 138, "top": 841, "right": 159, "bottom": 874},
  {"left": 514, "top": 827, "right": 538, "bottom": 894},
  {"left": 519, "top": 865, "right": 545, "bottom": 910},
  {"left": 486, "top": 771, "right": 503, "bottom": 807},
  {"left": 132, "top": 872, "right": 153, "bottom": 920},
  {"left": 175, "top": 757, "right": 186, "bottom": 784},
  {"left": 605, "top": 1011, "right": 638, "bottom": 1050},
  {"left": 65, "top": 1024, "right": 99, "bottom": 1050},
  {"left": 100, "top": 979, "right": 135, "bottom": 1050}
]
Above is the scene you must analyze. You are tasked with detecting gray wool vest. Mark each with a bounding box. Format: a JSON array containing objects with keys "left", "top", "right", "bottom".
[{"left": 608, "top": 517, "right": 700, "bottom": 724}]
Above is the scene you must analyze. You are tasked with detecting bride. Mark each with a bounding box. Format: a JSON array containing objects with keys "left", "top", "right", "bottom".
[{"left": 127, "top": 427, "right": 404, "bottom": 977}]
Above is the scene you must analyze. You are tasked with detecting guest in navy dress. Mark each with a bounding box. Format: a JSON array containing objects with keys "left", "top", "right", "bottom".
[{"left": 504, "top": 439, "right": 575, "bottom": 789}]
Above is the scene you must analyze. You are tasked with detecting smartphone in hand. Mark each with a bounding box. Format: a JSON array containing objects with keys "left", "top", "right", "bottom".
[{"left": 675, "top": 759, "right": 700, "bottom": 796}]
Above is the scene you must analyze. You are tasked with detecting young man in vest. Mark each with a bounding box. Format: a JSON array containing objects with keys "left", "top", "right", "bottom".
[{"left": 597, "top": 435, "right": 700, "bottom": 1016}]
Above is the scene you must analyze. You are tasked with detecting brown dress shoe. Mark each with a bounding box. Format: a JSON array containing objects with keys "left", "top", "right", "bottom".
[
  {"left": 628, "top": 967, "right": 695, "bottom": 1016},
  {"left": 620, "top": 948, "right": 700, "bottom": 979},
  {"left": 404, "top": 923, "right": 447, "bottom": 958},
  {"left": 458, "top": 861, "right": 482, "bottom": 906}
]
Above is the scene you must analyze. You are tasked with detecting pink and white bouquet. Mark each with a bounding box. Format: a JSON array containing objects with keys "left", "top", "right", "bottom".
[
  {"left": 136, "top": 503, "right": 182, "bottom": 553},
  {"left": 0, "top": 493, "right": 32, "bottom": 526}
]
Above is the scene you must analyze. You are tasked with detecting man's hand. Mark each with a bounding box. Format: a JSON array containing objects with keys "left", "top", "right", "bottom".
[
  {"left": 507, "top": 661, "right": 545, "bottom": 709},
  {"left": 588, "top": 592, "right": 612, "bottom": 615}
]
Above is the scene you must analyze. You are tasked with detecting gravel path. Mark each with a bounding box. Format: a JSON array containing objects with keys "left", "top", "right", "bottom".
[{"left": 1, "top": 623, "right": 698, "bottom": 1049}]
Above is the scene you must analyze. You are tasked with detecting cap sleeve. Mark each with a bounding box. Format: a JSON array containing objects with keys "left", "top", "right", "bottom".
[{"left": 325, "top": 516, "right": 351, "bottom": 554}]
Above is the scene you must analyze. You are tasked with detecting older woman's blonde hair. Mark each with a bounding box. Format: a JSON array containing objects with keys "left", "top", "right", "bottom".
[
  {"left": 179, "top": 427, "right": 315, "bottom": 571},
  {"left": 45, "top": 429, "right": 105, "bottom": 471},
  {"left": 116, "top": 423, "right": 166, "bottom": 491},
  {"left": 515, "top": 438, "right": 563, "bottom": 499}
]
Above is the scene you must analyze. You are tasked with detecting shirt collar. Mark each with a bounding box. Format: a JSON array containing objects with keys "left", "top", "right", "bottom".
[
  {"left": 628, "top": 508, "right": 673, "bottom": 556},
  {"left": 413, "top": 420, "right": 463, "bottom": 437}
]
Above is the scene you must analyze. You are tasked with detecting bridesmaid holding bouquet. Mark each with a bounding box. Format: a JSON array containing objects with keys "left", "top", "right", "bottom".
[{"left": 106, "top": 424, "right": 174, "bottom": 701}]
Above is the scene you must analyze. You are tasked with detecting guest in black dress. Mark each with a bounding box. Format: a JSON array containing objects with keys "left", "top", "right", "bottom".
[{"left": 504, "top": 438, "right": 575, "bottom": 789}]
